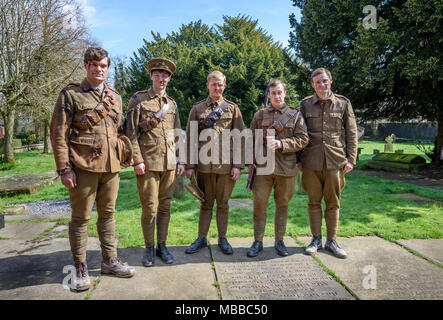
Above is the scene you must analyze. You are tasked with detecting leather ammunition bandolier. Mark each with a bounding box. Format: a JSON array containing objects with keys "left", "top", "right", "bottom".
[
  {"left": 139, "top": 100, "right": 171, "bottom": 132},
  {"left": 198, "top": 101, "right": 229, "bottom": 132},
  {"left": 268, "top": 108, "right": 300, "bottom": 139},
  {"left": 73, "top": 87, "right": 116, "bottom": 130}
]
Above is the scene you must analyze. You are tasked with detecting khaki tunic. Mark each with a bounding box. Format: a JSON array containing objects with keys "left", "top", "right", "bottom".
[
  {"left": 249, "top": 104, "right": 308, "bottom": 241},
  {"left": 126, "top": 87, "right": 181, "bottom": 171},
  {"left": 299, "top": 93, "right": 358, "bottom": 170},
  {"left": 50, "top": 78, "right": 123, "bottom": 263},
  {"left": 186, "top": 96, "right": 246, "bottom": 174},
  {"left": 125, "top": 87, "right": 181, "bottom": 247},
  {"left": 250, "top": 104, "right": 309, "bottom": 176},
  {"left": 299, "top": 92, "right": 358, "bottom": 240},
  {"left": 51, "top": 79, "right": 123, "bottom": 173},
  {"left": 185, "top": 96, "right": 246, "bottom": 238}
]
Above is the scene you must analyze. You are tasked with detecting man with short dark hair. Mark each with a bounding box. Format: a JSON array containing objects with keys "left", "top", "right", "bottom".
[
  {"left": 299, "top": 68, "right": 358, "bottom": 259},
  {"left": 125, "top": 57, "right": 184, "bottom": 266},
  {"left": 247, "top": 80, "right": 308, "bottom": 257},
  {"left": 50, "top": 47, "right": 135, "bottom": 292}
]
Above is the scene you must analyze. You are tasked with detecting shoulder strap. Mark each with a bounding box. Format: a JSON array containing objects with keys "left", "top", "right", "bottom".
[
  {"left": 280, "top": 109, "right": 299, "bottom": 127},
  {"left": 257, "top": 109, "right": 265, "bottom": 129}
]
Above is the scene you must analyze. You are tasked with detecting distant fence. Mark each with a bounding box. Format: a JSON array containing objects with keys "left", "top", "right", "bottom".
[
  {"left": 363, "top": 123, "right": 437, "bottom": 140},
  {"left": 14, "top": 143, "right": 44, "bottom": 153}
]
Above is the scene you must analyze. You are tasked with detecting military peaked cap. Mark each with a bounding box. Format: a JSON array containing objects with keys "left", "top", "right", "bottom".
[{"left": 147, "top": 57, "right": 176, "bottom": 75}]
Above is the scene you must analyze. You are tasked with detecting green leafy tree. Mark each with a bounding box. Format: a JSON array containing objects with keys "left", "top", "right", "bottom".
[
  {"left": 290, "top": 0, "right": 442, "bottom": 163},
  {"left": 117, "top": 16, "right": 298, "bottom": 126}
]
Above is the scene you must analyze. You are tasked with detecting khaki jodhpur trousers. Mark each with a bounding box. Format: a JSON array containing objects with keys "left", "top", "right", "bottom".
[
  {"left": 136, "top": 170, "right": 176, "bottom": 248},
  {"left": 302, "top": 167, "right": 345, "bottom": 240},
  {"left": 69, "top": 168, "right": 119, "bottom": 264},
  {"left": 252, "top": 174, "right": 296, "bottom": 241},
  {"left": 197, "top": 172, "right": 236, "bottom": 239}
]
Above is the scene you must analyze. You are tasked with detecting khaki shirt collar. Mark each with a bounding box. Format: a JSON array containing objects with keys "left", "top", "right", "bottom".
[
  {"left": 147, "top": 87, "right": 167, "bottom": 102},
  {"left": 81, "top": 78, "right": 95, "bottom": 92},
  {"left": 312, "top": 92, "right": 337, "bottom": 106},
  {"left": 268, "top": 103, "right": 288, "bottom": 114},
  {"left": 206, "top": 96, "right": 224, "bottom": 108}
]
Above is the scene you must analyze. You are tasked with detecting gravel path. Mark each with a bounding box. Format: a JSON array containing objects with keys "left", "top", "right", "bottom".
[{"left": 9, "top": 199, "right": 96, "bottom": 215}]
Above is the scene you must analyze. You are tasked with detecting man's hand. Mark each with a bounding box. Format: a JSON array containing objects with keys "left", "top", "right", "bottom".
[
  {"left": 269, "top": 139, "right": 282, "bottom": 150},
  {"left": 176, "top": 164, "right": 185, "bottom": 176},
  {"left": 186, "top": 169, "right": 195, "bottom": 179},
  {"left": 231, "top": 167, "right": 241, "bottom": 181},
  {"left": 61, "top": 170, "right": 77, "bottom": 189},
  {"left": 121, "top": 158, "right": 134, "bottom": 168},
  {"left": 343, "top": 162, "right": 353, "bottom": 174},
  {"left": 134, "top": 163, "right": 146, "bottom": 176},
  {"left": 297, "top": 163, "right": 303, "bottom": 171}
]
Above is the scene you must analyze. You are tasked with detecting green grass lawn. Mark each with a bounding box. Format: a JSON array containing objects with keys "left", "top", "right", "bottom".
[
  {"left": 0, "top": 150, "right": 56, "bottom": 177},
  {"left": 1, "top": 149, "right": 442, "bottom": 246}
]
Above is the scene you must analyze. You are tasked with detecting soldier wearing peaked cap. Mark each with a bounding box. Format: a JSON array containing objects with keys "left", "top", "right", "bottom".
[
  {"left": 50, "top": 47, "right": 135, "bottom": 292},
  {"left": 125, "top": 57, "right": 184, "bottom": 267},
  {"left": 299, "top": 68, "right": 358, "bottom": 259}
]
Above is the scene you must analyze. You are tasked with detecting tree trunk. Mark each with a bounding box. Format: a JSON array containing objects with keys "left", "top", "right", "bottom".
[
  {"left": 43, "top": 118, "right": 51, "bottom": 153},
  {"left": 4, "top": 109, "right": 16, "bottom": 164},
  {"left": 434, "top": 104, "right": 443, "bottom": 164}
]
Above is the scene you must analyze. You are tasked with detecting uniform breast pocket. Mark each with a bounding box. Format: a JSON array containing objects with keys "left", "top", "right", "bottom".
[
  {"left": 328, "top": 112, "right": 343, "bottom": 131},
  {"left": 140, "top": 138, "right": 159, "bottom": 154},
  {"left": 305, "top": 112, "right": 321, "bottom": 132}
]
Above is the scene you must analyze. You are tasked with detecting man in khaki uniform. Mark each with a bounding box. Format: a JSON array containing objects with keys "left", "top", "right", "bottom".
[
  {"left": 247, "top": 80, "right": 308, "bottom": 257},
  {"left": 50, "top": 47, "right": 135, "bottom": 292},
  {"left": 125, "top": 58, "right": 184, "bottom": 266},
  {"left": 299, "top": 68, "right": 358, "bottom": 259},
  {"left": 185, "top": 71, "right": 245, "bottom": 255}
]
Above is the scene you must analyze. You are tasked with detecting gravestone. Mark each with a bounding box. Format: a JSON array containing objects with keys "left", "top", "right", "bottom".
[
  {"left": 211, "top": 237, "right": 353, "bottom": 300},
  {"left": 0, "top": 172, "right": 58, "bottom": 196},
  {"left": 173, "top": 174, "right": 185, "bottom": 198},
  {"left": 0, "top": 214, "right": 4, "bottom": 229},
  {"left": 368, "top": 153, "right": 426, "bottom": 172},
  {"left": 295, "top": 170, "right": 305, "bottom": 194},
  {"left": 384, "top": 135, "right": 394, "bottom": 152}
]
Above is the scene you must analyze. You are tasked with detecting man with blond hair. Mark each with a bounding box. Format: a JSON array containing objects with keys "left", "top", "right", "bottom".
[
  {"left": 185, "top": 71, "right": 245, "bottom": 255},
  {"left": 299, "top": 68, "right": 358, "bottom": 259}
]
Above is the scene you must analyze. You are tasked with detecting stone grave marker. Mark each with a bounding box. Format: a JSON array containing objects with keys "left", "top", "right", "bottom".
[
  {"left": 211, "top": 237, "right": 354, "bottom": 300},
  {"left": 173, "top": 174, "right": 185, "bottom": 198},
  {"left": 384, "top": 135, "right": 394, "bottom": 152},
  {"left": 296, "top": 170, "right": 305, "bottom": 194}
]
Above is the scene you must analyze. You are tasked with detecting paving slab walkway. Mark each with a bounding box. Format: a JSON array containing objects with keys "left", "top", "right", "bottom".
[
  {"left": 298, "top": 236, "right": 443, "bottom": 300},
  {"left": 1, "top": 220, "right": 442, "bottom": 300}
]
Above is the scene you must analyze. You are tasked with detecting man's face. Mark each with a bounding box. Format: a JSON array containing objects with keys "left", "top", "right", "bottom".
[
  {"left": 207, "top": 77, "right": 226, "bottom": 100},
  {"left": 150, "top": 70, "right": 171, "bottom": 92},
  {"left": 85, "top": 58, "right": 109, "bottom": 85},
  {"left": 268, "top": 84, "right": 286, "bottom": 108},
  {"left": 311, "top": 73, "right": 332, "bottom": 97}
]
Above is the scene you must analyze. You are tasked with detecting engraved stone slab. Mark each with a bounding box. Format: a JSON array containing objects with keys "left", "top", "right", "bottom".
[
  {"left": 298, "top": 236, "right": 443, "bottom": 300},
  {"left": 0, "top": 222, "right": 56, "bottom": 239},
  {"left": 90, "top": 245, "right": 218, "bottom": 300},
  {"left": 397, "top": 239, "right": 443, "bottom": 266},
  {"left": 211, "top": 237, "right": 354, "bottom": 300}
]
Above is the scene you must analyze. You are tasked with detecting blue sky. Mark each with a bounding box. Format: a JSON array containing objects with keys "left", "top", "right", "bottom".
[{"left": 78, "top": 0, "right": 301, "bottom": 60}]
